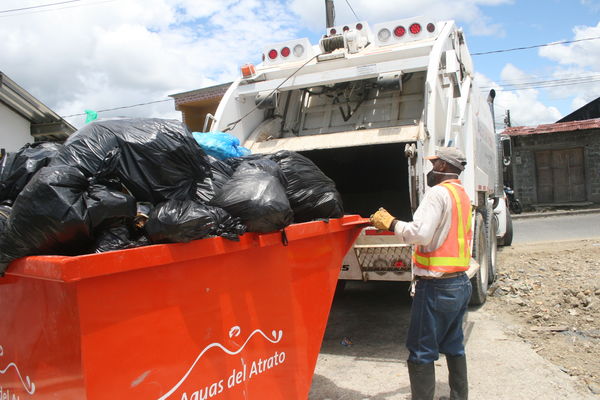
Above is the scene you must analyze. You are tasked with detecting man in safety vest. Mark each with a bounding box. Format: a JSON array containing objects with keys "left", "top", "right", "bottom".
[{"left": 370, "top": 147, "right": 472, "bottom": 400}]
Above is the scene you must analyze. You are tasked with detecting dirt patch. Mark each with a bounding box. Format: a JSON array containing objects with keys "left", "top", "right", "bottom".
[{"left": 488, "top": 239, "right": 600, "bottom": 395}]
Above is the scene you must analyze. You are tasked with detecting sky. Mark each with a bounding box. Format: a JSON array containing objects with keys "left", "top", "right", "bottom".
[{"left": 1, "top": 0, "right": 600, "bottom": 129}]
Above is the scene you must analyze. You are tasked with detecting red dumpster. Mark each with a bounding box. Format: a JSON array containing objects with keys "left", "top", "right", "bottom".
[{"left": 0, "top": 215, "right": 366, "bottom": 400}]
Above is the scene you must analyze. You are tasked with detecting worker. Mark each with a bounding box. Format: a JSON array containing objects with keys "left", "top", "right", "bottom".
[{"left": 370, "top": 147, "right": 473, "bottom": 400}]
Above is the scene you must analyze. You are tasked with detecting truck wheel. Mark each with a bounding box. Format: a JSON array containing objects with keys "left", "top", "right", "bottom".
[
  {"left": 502, "top": 211, "right": 513, "bottom": 247},
  {"left": 470, "top": 212, "right": 488, "bottom": 306},
  {"left": 488, "top": 212, "right": 498, "bottom": 284}
]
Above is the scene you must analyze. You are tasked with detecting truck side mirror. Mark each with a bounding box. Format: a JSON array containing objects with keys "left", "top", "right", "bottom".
[{"left": 501, "top": 137, "right": 512, "bottom": 166}]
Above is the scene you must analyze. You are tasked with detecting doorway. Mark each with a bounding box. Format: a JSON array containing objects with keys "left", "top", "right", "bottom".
[{"left": 535, "top": 148, "right": 586, "bottom": 203}]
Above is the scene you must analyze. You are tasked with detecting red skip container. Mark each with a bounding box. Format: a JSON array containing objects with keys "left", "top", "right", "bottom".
[{"left": 0, "top": 215, "right": 367, "bottom": 400}]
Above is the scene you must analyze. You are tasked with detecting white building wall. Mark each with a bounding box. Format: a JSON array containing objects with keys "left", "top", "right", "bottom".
[{"left": 0, "top": 103, "right": 32, "bottom": 152}]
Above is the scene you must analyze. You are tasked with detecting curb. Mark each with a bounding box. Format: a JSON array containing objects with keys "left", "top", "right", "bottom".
[{"left": 512, "top": 208, "right": 600, "bottom": 220}]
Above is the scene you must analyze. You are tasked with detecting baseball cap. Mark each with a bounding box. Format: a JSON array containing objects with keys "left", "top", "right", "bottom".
[{"left": 425, "top": 147, "right": 467, "bottom": 171}]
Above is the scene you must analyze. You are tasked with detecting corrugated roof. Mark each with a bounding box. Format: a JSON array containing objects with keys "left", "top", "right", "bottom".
[
  {"left": 504, "top": 118, "right": 600, "bottom": 136},
  {"left": 169, "top": 83, "right": 231, "bottom": 107},
  {"left": 0, "top": 71, "right": 76, "bottom": 140}
]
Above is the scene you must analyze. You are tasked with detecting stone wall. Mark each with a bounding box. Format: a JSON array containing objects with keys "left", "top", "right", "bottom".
[{"left": 509, "top": 129, "right": 600, "bottom": 206}]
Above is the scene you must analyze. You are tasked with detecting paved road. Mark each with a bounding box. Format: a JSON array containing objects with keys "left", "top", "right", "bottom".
[
  {"left": 513, "top": 211, "right": 600, "bottom": 244},
  {"left": 308, "top": 213, "right": 600, "bottom": 399},
  {"left": 309, "top": 281, "right": 595, "bottom": 399}
]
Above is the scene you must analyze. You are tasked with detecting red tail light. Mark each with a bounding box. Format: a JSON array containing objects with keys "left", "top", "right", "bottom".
[
  {"left": 410, "top": 23, "right": 421, "bottom": 34},
  {"left": 356, "top": 23, "right": 363, "bottom": 30},
  {"left": 268, "top": 49, "right": 278, "bottom": 60},
  {"left": 281, "top": 47, "right": 290, "bottom": 57},
  {"left": 394, "top": 26, "right": 406, "bottom": 37},
  {"left": 427, "top": 23, "right": 435, "bottom": 33}
]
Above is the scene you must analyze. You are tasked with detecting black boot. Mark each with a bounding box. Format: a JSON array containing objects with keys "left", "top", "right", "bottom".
[
  {"left": 407, "top": 361, "right": 435, "bottom": 400},
  {"left": 446, "top": 355, "right": 468, "bottom": 400}
]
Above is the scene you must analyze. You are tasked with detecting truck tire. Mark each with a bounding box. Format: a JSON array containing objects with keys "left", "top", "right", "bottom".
[
  {"left": 488, "top": 211, "right": 498, "bottom": 284},
  {"left": 501, "top": 211, "right": 513, "bottom": 247},
  {"left": 470, "top": 212, "right": 488, "bottom": 306}
]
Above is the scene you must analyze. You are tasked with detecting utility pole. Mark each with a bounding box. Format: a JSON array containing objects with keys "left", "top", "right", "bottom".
[
  {"left": 504, "top": 110, "right": 512, "bottom": 128},
  {"left": 325, "top": 0, "right": 335, "bottom": 28}
]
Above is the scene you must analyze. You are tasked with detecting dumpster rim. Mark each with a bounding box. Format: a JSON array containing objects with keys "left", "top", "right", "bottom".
[{"left": 4, "top": 215, "right": 368, "bottom": 282}]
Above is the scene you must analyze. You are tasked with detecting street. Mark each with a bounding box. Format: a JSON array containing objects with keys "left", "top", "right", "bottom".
[
  {"left": 309, "top": 213, "right": 600, "bottom": 399},
  {"left": 513, "top": 211, "right": 600, "bottom": 244}
]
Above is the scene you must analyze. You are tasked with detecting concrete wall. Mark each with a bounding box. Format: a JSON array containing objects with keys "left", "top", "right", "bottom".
[
  {"left": 0, "top": 103, "right": 32, "bottom": 152},
  {"left": 510, "top": 129, "right": 600, "bottom": 206}
]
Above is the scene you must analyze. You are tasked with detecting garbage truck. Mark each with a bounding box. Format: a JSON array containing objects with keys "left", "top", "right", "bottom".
[{"left": 209, "top": 16, "right": 512, "bottom": 305}]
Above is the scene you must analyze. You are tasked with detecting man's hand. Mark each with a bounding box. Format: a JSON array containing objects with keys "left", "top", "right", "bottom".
[{"left": 370, "top": 207, "right": 396, "bottom": 231}]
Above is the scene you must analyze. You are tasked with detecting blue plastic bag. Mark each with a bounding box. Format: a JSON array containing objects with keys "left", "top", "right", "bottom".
[{"left": 192, "top": 131, "right": 251, "bottom": 160}]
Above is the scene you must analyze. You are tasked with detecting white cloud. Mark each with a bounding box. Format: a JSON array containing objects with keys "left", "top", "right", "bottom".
[
  {"left": 475, "top": 65, "right": 562, "bottom": 127},
  {"left": 534, "top": 22, "right": 600, "bottom": 110},
  {"left": 539, "top": 22, "right": 600, "bottom": 68},
  {"left": 0, "top": 0, "right": 300, "bottom": 128},
  {"left": 580, "top": 0, "right": 600, "bottom": 11},
  {"left": 0, "top": 0, "right": 514, "bottom": 130}
]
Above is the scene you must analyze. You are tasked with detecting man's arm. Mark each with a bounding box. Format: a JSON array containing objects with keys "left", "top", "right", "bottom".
[{"left": 393, "top": 187, "right": 447, "bottom": 245}]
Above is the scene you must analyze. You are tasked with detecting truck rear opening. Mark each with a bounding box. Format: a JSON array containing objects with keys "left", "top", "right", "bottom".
[{"left": 299, "top": 143, "right": 414, "bottom": 222}]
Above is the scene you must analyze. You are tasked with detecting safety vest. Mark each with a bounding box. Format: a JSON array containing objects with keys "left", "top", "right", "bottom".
[{"left": 413, "top": 180, "right": 473, "bottom": 273}]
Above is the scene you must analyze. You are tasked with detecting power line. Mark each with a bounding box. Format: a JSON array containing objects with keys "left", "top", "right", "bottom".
[
  {"left": 472, "top": 35, "right": 600, "bottom": 56},
  {"left": 53, "top": 31, "right": 600, "bottom": 119},
  {"left": 64, "top": 70, "right": 600, "bottom": 120},
  {"left": 62, "top": 98, "right": 172, "bottom": 118},
  {"left": 480, "top": 73, "right": 600, "bottom": 92},
  {"left": 344, "top": 0, "right": 360, "bottom": 21},
  {"left": 0, "top": 0, "right": 81, "bottom": 14},
  {"left": 490, "top": 72, "right": 600, "bottom": 86},
  {"left": 0, "top": 0, "right": 117, "bottom": 17}
]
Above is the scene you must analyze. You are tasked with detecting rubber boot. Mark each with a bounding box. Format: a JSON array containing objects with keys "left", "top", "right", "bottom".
[
  {"left": 446, "top": 355, "right": 468, "bottom": 400},
  {"left": 407, "top": 361, "right": 435, "bottom": 400}
]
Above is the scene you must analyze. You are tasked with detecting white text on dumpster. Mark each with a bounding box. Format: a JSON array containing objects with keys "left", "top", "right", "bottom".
[{"left": 181, "top": 351, "right": 286, "bottom": 400}]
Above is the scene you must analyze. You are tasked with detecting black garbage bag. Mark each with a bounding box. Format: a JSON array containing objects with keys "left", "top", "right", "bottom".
[
  {"left": 50, "top": 118, "right": 214, "bottom": 204},
  {"left": 93, "top": 223, "right": 150, "bottom": 253},
  {"left": 145, "top": 200, "right": 246, "bottom": 243},
  {"left": 208, "top": 156, "right": 234, "bottom": 191},
  {"left": 222, "top": 154, "right": 267, "bottom": 172},
  {"left": 0, "top": 205, "right": 10, "bottom": 234},
  {"left": 0, "top": 142, "right": 62, "bottom": 202},
  {"left": 0, "top": 166, "right": 92, "bottom": 271},
  {"left": 235, "top": 158, "right": 287, "bottom": 186},
  {"left": 85, "top": 180, "right": 137, "bottom": 229},
  {"left": 210, "top": 162, "right": 293, "bottom": 233},
  {"left": 269, "top": 150, "right": 343, "bottom": 222}
]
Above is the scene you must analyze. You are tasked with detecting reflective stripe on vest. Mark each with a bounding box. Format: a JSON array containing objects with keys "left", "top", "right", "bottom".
[{"left": 413, "top": 180, "right": 472, "bottom": 272}]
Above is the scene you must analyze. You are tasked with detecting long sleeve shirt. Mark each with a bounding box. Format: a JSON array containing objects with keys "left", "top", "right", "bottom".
[{"left": 393, "top": 184, "right": 454, "bottom": 277}]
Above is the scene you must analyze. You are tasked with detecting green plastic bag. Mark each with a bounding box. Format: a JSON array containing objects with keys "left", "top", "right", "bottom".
[{"left": 85, "top": 109, "right": 98, "bottom": 123}]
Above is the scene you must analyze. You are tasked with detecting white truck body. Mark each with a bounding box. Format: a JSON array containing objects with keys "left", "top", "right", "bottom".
[{"left": 211, "top": 17, "right": 510, "bottom": 304}]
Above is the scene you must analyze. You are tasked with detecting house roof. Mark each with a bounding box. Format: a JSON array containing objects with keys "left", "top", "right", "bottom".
[
  {"left": 557, "top": 96, "right": 600, "bottom": 123},
  {"left": 503, "top": 118, "right": 600, "bottom": 137},
  {"left": 0, "top": 72, "right": 76, "bottom": 141},
  {"left": 169, "top": 82, "right": 231, "bottom": 107}
]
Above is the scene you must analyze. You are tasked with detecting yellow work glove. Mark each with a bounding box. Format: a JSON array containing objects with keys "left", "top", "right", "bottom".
[{"left": 370, "top": 207, "right": 396, "bottom": 231}]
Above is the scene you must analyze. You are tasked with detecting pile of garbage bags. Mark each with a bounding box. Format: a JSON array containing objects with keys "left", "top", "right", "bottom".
[{"left": 0, "top": 118, "right": 343, "bottom": 274}]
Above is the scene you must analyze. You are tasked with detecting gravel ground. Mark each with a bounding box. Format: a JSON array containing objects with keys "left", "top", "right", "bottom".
[{"left": 488, "top": 239, "right": 600, "bottom": 396}]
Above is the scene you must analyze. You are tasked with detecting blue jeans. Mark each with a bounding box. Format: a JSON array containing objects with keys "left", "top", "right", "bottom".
[{"left": 406, "top": 273, "right": 472, "bottom": 364}]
